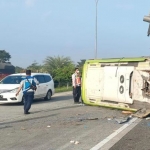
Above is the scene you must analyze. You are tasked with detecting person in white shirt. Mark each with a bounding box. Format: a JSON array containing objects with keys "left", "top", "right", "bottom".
[{"left": 72, "top": 67, "right": 81, "bottom": 104}]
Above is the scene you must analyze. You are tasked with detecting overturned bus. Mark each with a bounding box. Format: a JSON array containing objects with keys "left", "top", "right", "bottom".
[
  {"left": 81, "top": 57, "right": 150, "bottom": 111},
  {"left": 0, "top": 62, "right": 15, "bottom": 80}
]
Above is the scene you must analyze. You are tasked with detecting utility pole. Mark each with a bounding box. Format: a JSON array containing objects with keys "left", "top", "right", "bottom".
[
  {"left": 95, "top": 0, "right": 99, "bottom": 59},
  {"left": 143, "top": 13, "right": 150, "bottom": 36}
]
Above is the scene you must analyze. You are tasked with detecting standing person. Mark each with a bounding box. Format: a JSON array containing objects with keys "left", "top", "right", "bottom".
[
  {"left": 72, "top": 67, "right": 81, "bottom": 104},
  {"left": 16, "top": 70, "right": 37, "bottom": 114}
]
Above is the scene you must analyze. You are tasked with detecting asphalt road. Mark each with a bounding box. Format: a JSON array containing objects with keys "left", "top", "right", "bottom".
[
  {"left": 110, "top": 119, "right": 150, "bottom": 150},
  {"left": 0, "top": 91, "right": 147, "bottom": 150}
]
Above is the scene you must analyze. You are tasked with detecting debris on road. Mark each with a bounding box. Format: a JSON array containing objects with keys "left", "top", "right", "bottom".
[
  {"left": 122, "top": 111, "right": 133, "bottom": 115},
  {"left": 75, "top": 141, "right": 80, "bottom": 144},
  {"left": 78, "top": 117, "right": 98, "bottom": 122},
  {"left": 132, "top": 108, "right": 150, "bottom": 118},
  {"left": 70, "top": 140, "right": 80, "bottom": 144},
  {"left": 107, "top": 117, "right": 113, "bottom": 121},
  {"left": 86, "top": 117, "right": 98, "bottom": 120},
  {"left": 146, "top": 117, "right": 150, "bottom": 120},
  {"left": 21, "top": 127, "right": 26, "bottom": 130},
  {"left": 70, "top": 140, "right": 75, "bottom": 143},
  {"left": 115, "top": 116, "right": 131, "bottom": 124},
  {"left": 47, "top": 125, "right": 51, "bottom": 128}
]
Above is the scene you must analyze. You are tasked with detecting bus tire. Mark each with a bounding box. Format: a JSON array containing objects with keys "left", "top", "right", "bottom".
[
  {"left": 119, "top": 86, "right": 124, "bottom": 94},
  {"left": 120, "top": 75, "right": 124, "bottom": 83}
]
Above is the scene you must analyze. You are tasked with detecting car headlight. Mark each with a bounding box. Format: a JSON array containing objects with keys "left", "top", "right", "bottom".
[
  {"left": 9, "top": 88, "right": 18, "bottom": 93},
  {"left": 0, "top": 88, "right": 18, "bottom": 93},
  {"left": 0, "top": 88, "right": 19, "bottom": 93}
]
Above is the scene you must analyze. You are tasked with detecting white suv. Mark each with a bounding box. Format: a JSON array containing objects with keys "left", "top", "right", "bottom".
[{"left": 0, "top": 73, "right": 55, "bottom": 104}]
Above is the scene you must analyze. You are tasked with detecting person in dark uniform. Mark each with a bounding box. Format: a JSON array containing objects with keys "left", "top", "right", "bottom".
[{"left": 16, "top": 70, "right": 38, "bottom": 114}]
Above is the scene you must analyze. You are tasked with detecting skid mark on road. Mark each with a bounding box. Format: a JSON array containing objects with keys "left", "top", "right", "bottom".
[
  {"left": 90, "top": 117, "right": 141, "bottom": 150},
  {"left": 0, "top": 104, "right": 81, "bottom": 125},
  {"left": 0, "top": 113, "right": 58, "bottom": 126}
]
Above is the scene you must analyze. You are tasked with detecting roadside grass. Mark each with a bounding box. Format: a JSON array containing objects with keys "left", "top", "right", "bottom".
[{"left": 55, "top": 86, "right": 72, "bottom": 93}]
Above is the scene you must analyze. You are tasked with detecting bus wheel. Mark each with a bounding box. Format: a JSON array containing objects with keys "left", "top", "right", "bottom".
[
  {"left": 119, "top": 86, "right": 124, "bottom": 94},
  {"left": 120, "top": 75, "right": 124, "bottom": 83}
]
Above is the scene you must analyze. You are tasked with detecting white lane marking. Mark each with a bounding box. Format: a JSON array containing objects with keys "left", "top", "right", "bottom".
[{"left": 90, "top": 117, "right": 140, "bottom": 150}]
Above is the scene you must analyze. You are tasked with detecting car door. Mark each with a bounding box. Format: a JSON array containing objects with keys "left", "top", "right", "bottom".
[
  {"left": 33, "top": 75, "right": 45, "bottom": 99},
  {"left": 36, "top": 75, "right": 47, "bottom": 98},
  {"left": 44, "top": 75, "right": 54, "bottom": 94}
]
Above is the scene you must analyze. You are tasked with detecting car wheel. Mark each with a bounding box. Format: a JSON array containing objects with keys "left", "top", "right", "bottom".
[{"left": 44, "top": 90, "right": 51, "bottom": 100}]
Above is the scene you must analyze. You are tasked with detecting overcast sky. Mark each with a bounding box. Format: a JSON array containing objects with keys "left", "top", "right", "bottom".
[{"left": 0, "top": 0, "right": 150, "bottom": 68}]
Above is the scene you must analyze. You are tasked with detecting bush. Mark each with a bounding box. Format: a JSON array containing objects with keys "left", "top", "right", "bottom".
[{"left": 55, "top": 86, "right": 72, "bottom": 93}]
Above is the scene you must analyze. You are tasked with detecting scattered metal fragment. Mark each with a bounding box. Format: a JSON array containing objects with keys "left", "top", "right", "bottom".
[
  {"left": 78, "top": 117, "right": 99, "bottom": 122},
  {"left": 146, "top": 117, "right": 150, "bottom": 120},
  {"left": 132, "top": 108, "right": 150, "bottom": 118},
  {"left": 115, "top": 116, "right": 131, "bottom": 124}
]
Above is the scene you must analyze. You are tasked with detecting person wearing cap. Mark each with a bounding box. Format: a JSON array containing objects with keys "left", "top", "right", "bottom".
[{"left": 16, "top": 70, "right": 38, "bottom": 114}]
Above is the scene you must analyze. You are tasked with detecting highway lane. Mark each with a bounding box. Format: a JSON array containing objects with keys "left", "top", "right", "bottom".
[
  {"left": 0, "top": 91, "right": 140, "bottom": 150},
  {"left": 109, "top": 118, "right": 150, "bottom": 150}
]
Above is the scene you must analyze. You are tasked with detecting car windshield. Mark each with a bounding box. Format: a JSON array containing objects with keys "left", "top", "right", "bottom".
[{"left": 0, "top": 75, "right": 26, "bottom": 84}]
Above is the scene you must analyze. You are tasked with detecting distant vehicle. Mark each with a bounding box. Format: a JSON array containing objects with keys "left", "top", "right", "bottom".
[
  {"left": 81, "top": 57, "right": 150, "bottom": 111},
  {"left": 0, "top": 62, "right": 15, "bottom": 80},
  {"left": 0, "top": 73, "right": 55, "bottom": 104}
]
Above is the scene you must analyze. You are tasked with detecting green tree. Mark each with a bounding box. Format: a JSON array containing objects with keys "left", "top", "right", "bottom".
[
  {"left": 53, "top": 64, "right": 74, "bottom": 86},
  {"left": 26, "top": 61, "right": 42, "bottom": 72},
  {"left": 44, "top": 56, "right": 74, "bottom": 76},
  {"left": 43, "top": 56, "right": 75, "bottom": 87},
  {"left": 15, "top": 66, "right": 24, "bottom": 73},
  {"left": 0, "top": 50, "right": 11, "bottom": 62},
  {"left": 76, "top": 59, "right": 86, "bottom": 74}
]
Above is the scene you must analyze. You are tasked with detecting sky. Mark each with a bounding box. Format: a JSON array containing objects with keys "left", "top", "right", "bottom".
[{"left": 0, "top": 0, "right": 150, "bottom": 68}]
